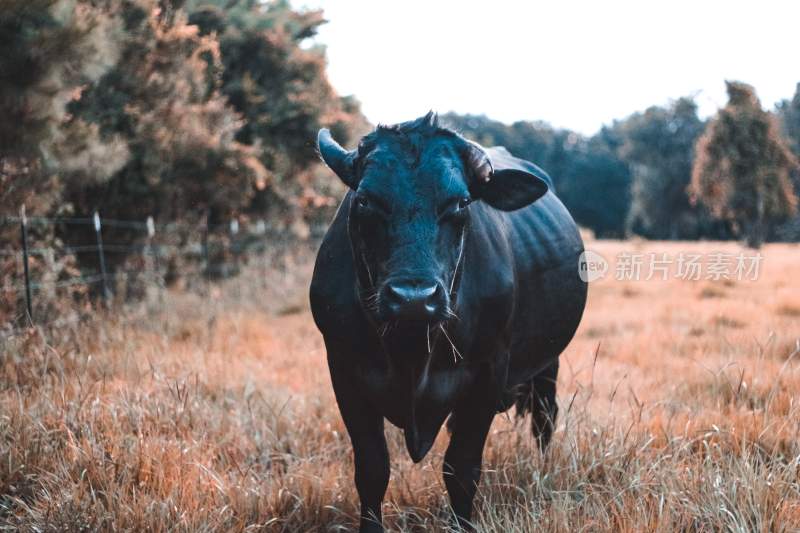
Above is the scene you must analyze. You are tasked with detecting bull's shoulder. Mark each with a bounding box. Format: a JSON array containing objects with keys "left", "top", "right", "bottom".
[
  {"left": 309, "top": 194, "right": 365, "bottom": 337},
  {"left": 504, "top": 192, "right": 584, "bottom": 272},
  {"left": 462, "top": 205, "right": 517, "bottom": 297}
]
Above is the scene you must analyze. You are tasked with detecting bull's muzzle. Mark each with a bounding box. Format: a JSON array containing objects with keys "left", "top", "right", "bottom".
[{"left": 382, "top": 279, "right": 445, "bottom": 321}]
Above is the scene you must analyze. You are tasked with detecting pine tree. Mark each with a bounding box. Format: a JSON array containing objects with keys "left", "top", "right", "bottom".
[{"left": 690, "top": 81, "right": 798, "bottom": 248}]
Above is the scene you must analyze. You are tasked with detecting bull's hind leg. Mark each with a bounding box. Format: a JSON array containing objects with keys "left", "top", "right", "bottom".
[{"left": 530, "top": 360, "right": 559, "bottom": 451}]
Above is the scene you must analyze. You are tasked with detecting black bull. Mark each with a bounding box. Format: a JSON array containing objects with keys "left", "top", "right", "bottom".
[{"left": 310, "top": 113, "right": 587, "bottom": 531}]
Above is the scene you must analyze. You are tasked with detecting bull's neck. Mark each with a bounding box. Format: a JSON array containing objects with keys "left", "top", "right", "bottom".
[{"left": 377, "top": 322, "right": 460, "bottom": 388}]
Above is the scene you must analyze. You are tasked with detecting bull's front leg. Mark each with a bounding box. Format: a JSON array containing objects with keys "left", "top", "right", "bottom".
[
  {"left": 350, "top": 416, "right": 389, "bottom": 532},
  {"left": 327, "top": 358, "right": 389, "bottom": 532},
  {"left": 443, "top": 393, "right": 495, "bottom": 529}
]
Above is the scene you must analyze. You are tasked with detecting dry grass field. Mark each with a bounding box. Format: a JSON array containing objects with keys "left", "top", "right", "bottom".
[{"left": 2, "top": 240, "right": 799, "bottom": 532}]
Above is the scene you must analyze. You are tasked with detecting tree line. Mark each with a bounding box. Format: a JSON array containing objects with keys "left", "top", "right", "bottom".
[
  {"left": 2, "top": 0, "right": 798, "bottom": 324},
  {"left": 445, "top": 81, "right": 799, "bottom": 247}
]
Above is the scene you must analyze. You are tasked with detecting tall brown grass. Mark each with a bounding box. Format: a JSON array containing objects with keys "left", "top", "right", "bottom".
[{"left": 1, "top": 240, "right": 799, "bottom": 531}]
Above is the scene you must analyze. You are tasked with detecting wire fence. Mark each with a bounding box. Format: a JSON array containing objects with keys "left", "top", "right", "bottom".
[{"left": 1, "top": 208, "right": 311, "bottom": 329}]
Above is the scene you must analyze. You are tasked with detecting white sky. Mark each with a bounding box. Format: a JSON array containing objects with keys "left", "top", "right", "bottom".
[{"left": 300, "top": 0, "right": 799, "bottom": 135}]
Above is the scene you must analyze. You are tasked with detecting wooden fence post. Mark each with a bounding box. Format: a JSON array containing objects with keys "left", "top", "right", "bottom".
[
  {"left": 256, "top": 220, "right": 268, "bottom": 291},
  {"left": 94, "top": 210, "right": 111, "bottom": 302},
  {"left": 201, "top": 212, "right": 211, "bottom": 296},
  {"left": 229, "top": 217, "right": 239, "bottom": 271},
  {"left": 230, "top": 218, "right": 240, "bottom": 297},
  {"left": 19, "top": 205, "right": 33, "bottom": 323},
  {"left": 146, "top": 216, "right": 160, "bottom": 280},
  {"left": 146, "top": 215, "right": 165, "bottom": 306},
  {"left": 202, "top": 212, "right": 210, "bottom": 272}
]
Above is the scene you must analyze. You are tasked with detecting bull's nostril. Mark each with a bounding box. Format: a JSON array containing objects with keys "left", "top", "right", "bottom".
[
  {"left": 388, "top": 283, "right": 437, "bottom": 302},
  {"left": 424, "top": 285, "right": 440, "bottom": 312},
  {"left": 384, "top": 281, "right": 442, "bottom": 319}
]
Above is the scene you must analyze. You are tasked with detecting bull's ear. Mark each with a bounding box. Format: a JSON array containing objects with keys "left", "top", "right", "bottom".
[
  {"left": 471, "top": 168, "right": 549, "bottom": 211},
  {"left": 462, "top": 141, "right": 549, "bottom": 211},
  {"left": 318, "top": 128, "right": 358, "bottom": 189}
]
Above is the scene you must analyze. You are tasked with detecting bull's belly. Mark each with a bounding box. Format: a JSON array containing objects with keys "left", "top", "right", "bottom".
[
  {"left": 506, "top": 262, "right": 588, "bottom": 386},
  {"left": 358, "top": 363, "right": 475, "bottom": 423},
  {"left": 356, "top": 359, "right": 477, "bottom": 460}
]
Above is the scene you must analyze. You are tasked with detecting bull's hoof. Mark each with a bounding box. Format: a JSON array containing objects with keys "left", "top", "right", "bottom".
[
  {"left": 358, "top": 518, "right": 384, "bottom": 533},
  {"left": 453, "top": 516, "right": 476, "bottom": 532}
]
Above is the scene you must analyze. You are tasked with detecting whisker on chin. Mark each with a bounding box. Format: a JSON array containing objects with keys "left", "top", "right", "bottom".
[
  {"left": 439, "top": 324, "right": 462, "bottom": 362},
  {"left": 363, "top": 291, "right": 378, "bottom": 301},
  {"left": 380, "top": 321, "right": 397, "bottom": 338},
  {"left": 426, "top": 323, "right": 432, "bottom": 354},
  {"left": 444, "top": 307, "right": 459, "bottom": 321},
  {"left": 360, "top": 288, "right": 382, "bottom": 314}
]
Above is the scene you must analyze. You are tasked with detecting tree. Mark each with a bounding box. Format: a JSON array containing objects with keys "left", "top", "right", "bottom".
[
  {"left": 0, "top": 0, "right": 120, "bottom": 323},
  {"left": 65, "top": 0, "right": 265, "bottom": 224},
  {"left": 774, "top": 82, "right": 800, "bottom": 241},
  {"left": 0, "top": 0, "right": 121, "bottom": 219},
  {"left": 56, "top": 0, "right": 268, "bottom": 280},
  {"left": 187, "top": 0, "right": 369, "bottom": 224},
  {"left": 617, "top": 98, "right": 707, "bottom": 239},
  {"left": 690, "top": 81, "right": 798, "bottom": 247},
  {"left": 566, "top": 126, "right": 631, "bottom": 238},
  {"left": 776, "top": 82, "right": 800, "bottom": 157},
  {"left": 1, "top": 0, "right": 364, "bottom": 293}
]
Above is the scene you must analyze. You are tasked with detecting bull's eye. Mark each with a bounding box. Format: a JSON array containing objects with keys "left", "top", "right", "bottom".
[{"left": 438, "top": 196, "right": 472, "bottom": 222}]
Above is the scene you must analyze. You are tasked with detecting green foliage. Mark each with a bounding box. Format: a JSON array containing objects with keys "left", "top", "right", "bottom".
[
  {"left": 4, "top": 0, "right": 800, "bottom": 326},
  {"left": 65, "top": 0, "right": 264, "bottom": 224},
  {"left": 561, "top": 128, "right": 632, "bottom": 238},
  {"left": 187, "top": 0, "right": 368, "bottom": 222},
  {"left": 0, "top": 0, "right": 365, "bottom": 231},
  {"left": 442, "top": 113, "right": 631, "bottom": 237},
  {"left": 0, "top": 0, "right": 365, "bottom": 321},
  {"left": 777, "top": 82, "right": 800, "bottom": 157},
  {"left": 0, "top": 0, "right": 120, "bottom": 324},
  {"left": 691, "top": 82, "right": 798, "bottom": 247},
  {"left": 50, "top": 0, "right": 272, "bottom": 280},
  {"left": 774, "top": 83, "right": 800, "bottom": 240},
  {"left": 616, "top": 98, "right": 710, "bottom": 239},
  {"left": 0, "top": 0, "right": 116, "bottom": 215}
]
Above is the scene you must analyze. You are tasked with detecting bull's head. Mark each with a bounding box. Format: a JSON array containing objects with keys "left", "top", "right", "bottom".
[{"left": 318, "top": 112, "right": 548, "bottom": 326}]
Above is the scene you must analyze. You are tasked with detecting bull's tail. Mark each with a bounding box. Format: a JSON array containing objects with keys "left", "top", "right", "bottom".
[
  {"left": 447, "top": 380, "right": 537, "bottom": 435},
  {"left": 512, "top": 362, "right": 560, "bottom": 450},
  {"left": 513, "top": 379, "right": 535, "bottom": 418}
]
